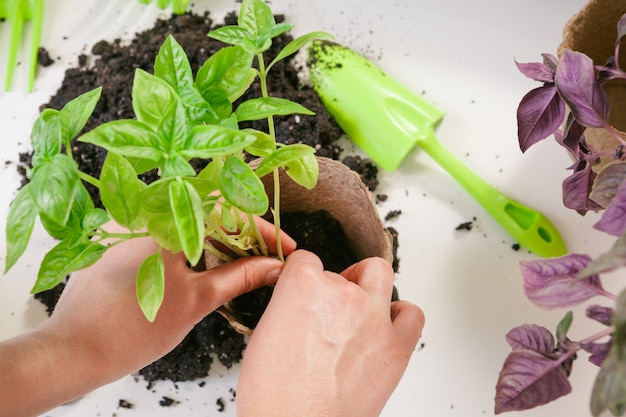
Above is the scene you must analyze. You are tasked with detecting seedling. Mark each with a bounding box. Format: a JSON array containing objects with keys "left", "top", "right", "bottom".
[
  {"left": 137, "top": 0, "right": 190, "bottom": 14},
  {"left": 495, "top": 12, "right": 626, "bottom": 417},
  {"left": 4, "top": 0, "right": 332, "bottom": 322}
]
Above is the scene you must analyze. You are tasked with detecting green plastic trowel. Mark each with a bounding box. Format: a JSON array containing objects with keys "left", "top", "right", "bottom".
[{"left": 307, "top": 40, "right": 566, "bottom": 258}]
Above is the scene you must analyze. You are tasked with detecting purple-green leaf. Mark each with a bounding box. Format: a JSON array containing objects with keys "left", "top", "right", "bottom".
[
  {"left": 590, "top": 162, "right": 626, "bottom": 208},
  {"left": 579, "top": 233, "right": 626, "bottom": 278},
  {"left": 495, "top": 350, "right": 572, "bottom": 414},
  {"left": 517, "top": 85, "right": 565, "bottom": 152},
  {"left": 520, "top": 254, "right": 605, "bottom": 309},
  {"left": 555, "top": 50, "right": 610, "bottom": 129}
]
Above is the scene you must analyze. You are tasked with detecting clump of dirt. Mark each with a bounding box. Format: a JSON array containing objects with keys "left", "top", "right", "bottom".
[{"left": 25, "top": 9, "right": 395, "bottom": 385}]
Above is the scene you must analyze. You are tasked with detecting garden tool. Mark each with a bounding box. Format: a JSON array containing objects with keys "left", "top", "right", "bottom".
[
  {"left": 0, "top": 0, "right": 44, "bottom": 91},
  {"left": 307, "top": 40, "right": 567, "bottom": 258}
]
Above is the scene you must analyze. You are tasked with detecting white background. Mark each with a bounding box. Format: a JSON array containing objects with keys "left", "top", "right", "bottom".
[{"left": 0, "top": 0, "right": 618, "bottom": 416}]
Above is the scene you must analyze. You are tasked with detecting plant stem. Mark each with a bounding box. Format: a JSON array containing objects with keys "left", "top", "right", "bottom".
[
  {"left": 247, "top": 213, "right": 269, "bottom": 257},
  {"left": 256, "top": 52, "right": 285, "bottom": 261},
  {"left": 78, "top": 171, "right": 100, "bottom": 188}
]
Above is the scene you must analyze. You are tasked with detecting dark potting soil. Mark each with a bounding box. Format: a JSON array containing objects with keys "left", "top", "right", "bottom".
[{"left": 23, "top": 10, "right": 396, "bottom": 385}]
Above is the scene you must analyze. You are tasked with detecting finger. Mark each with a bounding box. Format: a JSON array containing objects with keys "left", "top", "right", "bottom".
[
  {"left": 340, "top": 257, "right": 395, "bottom": 307},
  {"left": 253, "top": 216, "right": 297, "bottom": 256},
  {"left": 193, "top": 256, "right": 285, "bottom": 311},
  {"left": 390, "top": 300, "right": 425, "bottom": 351}
]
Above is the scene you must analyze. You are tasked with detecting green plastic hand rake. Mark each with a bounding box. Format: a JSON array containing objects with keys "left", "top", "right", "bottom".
[
  {"left": 307, "top": 40, "right": 566, "bottom": 258},
  {"left": 137, "top": 0, "right": 190, "bottom": 14},
  {"left": 0, "top": 0, "right": 45, "bottom": 91}
]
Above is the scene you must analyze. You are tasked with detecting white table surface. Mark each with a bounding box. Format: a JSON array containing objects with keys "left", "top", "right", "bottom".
[{"left": 1, "top": 0, "right": 616, "bottom": 416}]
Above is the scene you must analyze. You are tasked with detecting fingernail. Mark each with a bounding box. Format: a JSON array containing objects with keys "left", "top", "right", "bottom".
[{"left": 266, "top": 267, "right": 283, "bottom": 281}]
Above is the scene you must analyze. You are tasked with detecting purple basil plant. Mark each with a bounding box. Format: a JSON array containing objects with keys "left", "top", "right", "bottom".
[{"left": 494, "top": 13, "right": 626, "bottom": 417}]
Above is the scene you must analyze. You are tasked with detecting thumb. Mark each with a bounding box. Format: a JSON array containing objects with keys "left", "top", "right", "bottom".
[
  {"left": 390, "top": 300, "right": 425, "bottom": 352},
  {"left": 194, "top": 256, "right": 284, "bottom": 311}
]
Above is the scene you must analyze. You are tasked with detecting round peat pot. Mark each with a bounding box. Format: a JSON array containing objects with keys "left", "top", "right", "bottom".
[{"left": 214, "top": 156, "right": 393, "bottom": 335}]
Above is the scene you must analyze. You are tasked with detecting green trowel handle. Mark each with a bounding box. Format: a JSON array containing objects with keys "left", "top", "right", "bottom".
[{"left": 418, "top": 132, "right": 566, "bottom": 258}]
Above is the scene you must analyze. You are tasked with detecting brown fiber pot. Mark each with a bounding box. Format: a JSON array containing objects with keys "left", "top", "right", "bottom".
[
  {"left": 213, "top": 156, "right": 394, "bottom": 335},
  {"left": 559, "top": 0, "right": 626, "bottom": 169}
]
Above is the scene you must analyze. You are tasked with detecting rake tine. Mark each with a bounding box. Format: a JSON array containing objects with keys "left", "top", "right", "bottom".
[{"left": 3, "top": 0, "right": 45, "bottom": 92}]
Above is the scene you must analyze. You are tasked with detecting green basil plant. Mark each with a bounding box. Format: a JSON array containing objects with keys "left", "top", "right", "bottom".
[{"left": 4, "top": 0, "right": 333, "bottom": 321}]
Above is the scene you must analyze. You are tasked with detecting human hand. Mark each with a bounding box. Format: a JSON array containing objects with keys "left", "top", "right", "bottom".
[
  {"left": 0, "top": 218, "right": 296, "bottom": 417},
  {"left": 237, "top": 250, "right": 425, "bottom": 417},
  {"left": 45, "top": 218, "right": 295, "bottom": 382}
]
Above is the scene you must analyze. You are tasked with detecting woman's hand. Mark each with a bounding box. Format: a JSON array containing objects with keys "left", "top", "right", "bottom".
[
  {"left": 237, "top": 250, "right": 425, "bottom": 417},
  {"left": 0, "top": 219, "right": 295, "bottom": 417}
]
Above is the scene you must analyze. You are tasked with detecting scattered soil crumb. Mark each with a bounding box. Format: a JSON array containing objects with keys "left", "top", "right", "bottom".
[
  {"left": 117, "top": 399, "right": 133, "bottom": 409},
  {"left": 37, "top": 47, "right": 55, "bottom": 67},
  {"left": 376, "top": 194, "right": 388, "bottom": 203},
  {"left": 455, "top": 217, "right": 477, "bottom": 231},
  {"left": 385, "top": 209, "right": 402, "bottom": 221},
  {"left": 511, "top": 243, "right": 521, "bottom": 251},
  {"left": 159, "top": 396, "right": 179, "bottom": 407},
  {"left": 217, "top": 397, "right": 226, "bottom": 412}
]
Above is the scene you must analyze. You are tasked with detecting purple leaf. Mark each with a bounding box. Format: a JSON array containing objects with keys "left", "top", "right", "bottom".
[
  {"left": 593, "top": 172, "right": 626, "bottom": 235},
  {"left": 505, "top": 324, "right": 555, "bottom": 355},
  {"left": 555, "top": 50, "right": 611, "bottom": 129},
  {"left": 594, "top": 188, "right": 626, "bottom": 236},
  {"left": 494, "top": 350, "right": 572, "bottom": 414},
  {"left": 558, "top": 114, "right": 586, "bottom": 158},
  {"left": 562, "top": 165, "right": 603, "bottom": 214},
  {"left": 517, "top": 86, "right": 566, "bottom": 152},
  {"left": 586, "top": 304, "right": 614, "bottom": 326},
  {"left": 589, "top": 162, "right": 626, "bottom": 208},
  {"left": 520, "top": 254, "right": 604, "bottom": 309},
  {"left": 515, "top": 57, "right": 556, "bottom": 83},
  {"left": 581, "top": 340, "right": 611, "bottom": 367}
]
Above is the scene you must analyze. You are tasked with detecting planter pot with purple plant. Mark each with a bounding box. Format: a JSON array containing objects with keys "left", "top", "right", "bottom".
[{"left": 494, "top": 2, "right": 626, "bottom": 416}]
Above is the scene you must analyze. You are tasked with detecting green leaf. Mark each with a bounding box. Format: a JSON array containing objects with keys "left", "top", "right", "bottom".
[
  {"left": 4, "top": 184, "right": 39, "bottom": 273},
  {"left": 265, "top": 23, "right": 295, "bottom": 41},
  {"left": 268, "top": 31, "right": 333, "bottom": 71},
  {"left": 235, "top": 97, "right": 314, "bottom": 122},
  {"left": 237, "top": 0, "right": 276, "bottom": 42},
  {"left": 207, "top": 26, "right": 251, "bottom": 48},
  {"left": 171, "top": 0, "right": 190, "bottom": 13},
  {"left": 162, "top": 152, "right": 196, "bottom": 178},
  {"left": 242, "top": 129, "right": 275, "bottom": 157},
  {"left": 255, "top": 143, "right": 316, "bottom": 178},
  {"left": 81, "top": 208, "right": 110, "bottom": 232},
  {"left": 30, "top": 109, "right": 62, "bottom": 168},
  {"left": 100, "top": 153, "right": 145, "bottom": 229},
  {"left": 555, "top": 310, "right": 573, "bottom": 346},
  {"left": 33, "top": 240, "right": 107, "bottom": 293},
  {"left": 181, "top": 124, "right": 256, "bottom": 159},
  {"left": 219, "top": 157, "right": 268, "bottom": 215},
  {"left": 148, "top": 212, "right": 183, "bottom": 252},
  {"left": 29, "top": 154, "right": 80, "bottom": 226},
  {"left": 220, "top": 204, "right": 238, "bottom": 233},
  {"left": 39, "top": 183, "right": 94, "bottom": 241},
  {"left": 154, "top": 35, "right": 194, "bottom": 91},
  {"left": 133, "top": 69, "right": 186, "bottom": 146},
  {"left": 79, "top": 120, "right": 164, "bottom": 161},
  {"left": 285, "top": 152, "right": 319, "bottom": 190},
  {"left": 59, "top": 87, "right": 102, "bottom": 143},
  {"left": 169, "top": 179, "right": 204, "bottom": 266},
  {"left": 125, "top": 156, "right": 161, "bottom": 175},
  {"left": 136, "top": 251, "right": 165, "bottom": 322},
  {"left": 195, "top": 46, "right": 255, "bottom": 103}
]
